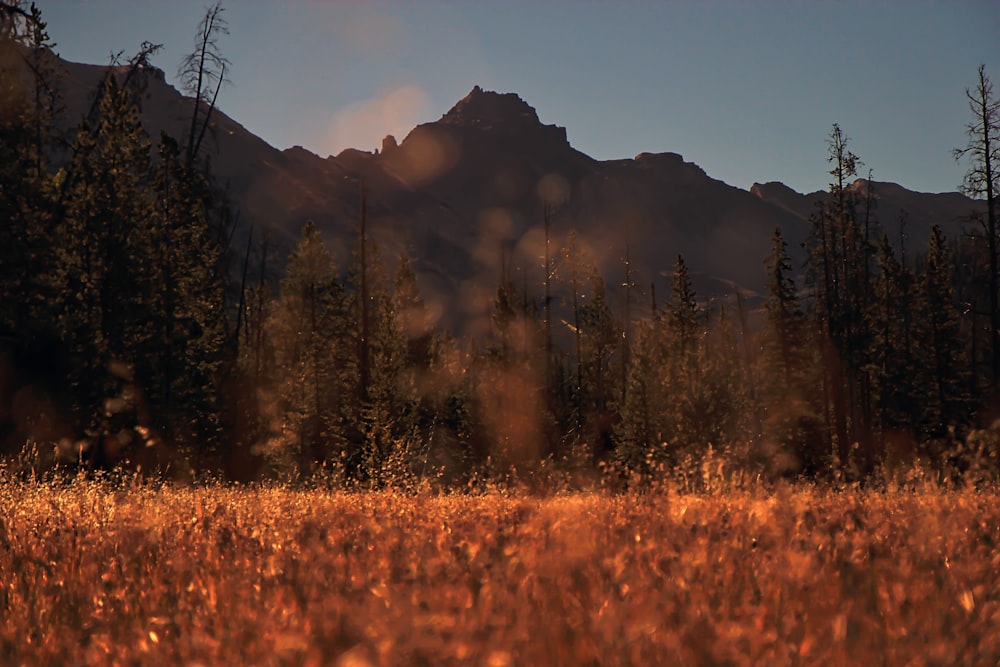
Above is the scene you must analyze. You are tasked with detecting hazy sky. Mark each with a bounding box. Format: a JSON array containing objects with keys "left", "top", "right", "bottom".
[{"left": 33, "top": 1, "right": 998, "bottom": 195}]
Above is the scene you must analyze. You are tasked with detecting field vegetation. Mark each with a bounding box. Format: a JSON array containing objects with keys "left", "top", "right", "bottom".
[{"left": 1, "top": 473, "right": 998, "bottom": 666}]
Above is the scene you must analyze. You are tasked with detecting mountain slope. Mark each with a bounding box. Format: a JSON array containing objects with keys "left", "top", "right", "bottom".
[
  {"left": 301, "top": 86, "right": 813, "bottom": 330},
  {"left": 47, "top": 56, "right": 986, "bottom": 332},
  {"left": 751, "top": 179, "right": 986, "bottom": 253}
]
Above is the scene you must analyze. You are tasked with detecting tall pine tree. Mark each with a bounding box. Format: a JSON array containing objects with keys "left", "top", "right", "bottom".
[{"left": 269, "top": 221, "right": 351, "bottom": 473}]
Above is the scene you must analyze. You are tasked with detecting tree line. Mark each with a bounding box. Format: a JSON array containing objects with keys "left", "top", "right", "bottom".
[
  {"left": 1, "top": 3, "right": 998, "bottom": 485},
  {"left": 1, "top": 2, "right": 233, "bottom": 472}
]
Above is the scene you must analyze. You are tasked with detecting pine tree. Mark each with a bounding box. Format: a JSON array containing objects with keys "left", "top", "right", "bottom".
[
  {"left": 578, "top": 266, "right": 619, "bottom": 459},
  {"left": 479, "top": 261, "right": 549, "bottom": 472},
  {"left": 489, "top": 273, "right": 526, "bottom": 362},
  {"left": 763, "top": 229, "right": 804, "bottom": 393},
  {"left": 393, "top": 254, "right": 431, "bottom": 369},
  {"left": 390, "top": 253, "right": 433, "bottom": 469},
  {"left": 696, "top": 304, "right": 752, "bottom": 462},
  {"left": 0, "top": 2, "right": 59, "bottom": 344},
  {"left": 615, "top": 317, "right": 663, "bottom": 475},
  {"left": 46, "top": 62, "right": 231, "bottom": 465},
  {"left": 53, "top": 73, "right": 155, "bottom": 450},
  {"left": 804, "top": 124, "right": 880, "bottom": 475},
  {"left": 616, "top": 255, "right": 705, "bottom": 477},
  {"left": 269, "top": 221, "right": 350, "bottom": 472},
  {"left": 872, "top": 232, "right": 918, "bottom": 435},
  {"left": 914, "top": 226, "right": 972, "bottom": 439},
  {"left": 668, "top": 254, "right": 699, "bottom": 363},
  {"left": 953, "top": 227, "right": 991, "bottom": 401},
  {"left": 662, "top": 254, "right": 703, "bottom": 464},
  {"left": 760, "top": 228, "right": 825, "bottom": 474},
  {"left": 145, "top": 133, "right": 229, "bottom": 451},
  {"left": 231, "top": 230, "right": 277, "bottom": 474},
  {"left": 347, "top": 233, "right": 411, "bottom": 481},
  {"left": 954, "top": 65, "right": 999, "bottom": 392}
]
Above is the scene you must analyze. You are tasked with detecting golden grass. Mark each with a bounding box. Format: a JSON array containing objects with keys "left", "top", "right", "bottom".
[{"left": 1, "top": 479, "right": 998, "bottom": 666}]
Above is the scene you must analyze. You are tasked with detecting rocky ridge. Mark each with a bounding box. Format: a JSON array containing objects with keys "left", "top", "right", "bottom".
[{"left": 43, "top": 58, "right": 988, "bottom": 332}]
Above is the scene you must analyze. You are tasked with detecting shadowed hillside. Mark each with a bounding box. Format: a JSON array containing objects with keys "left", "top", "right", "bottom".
[
  {"left": 48, "top": 61, "right": 973, "bottom": 333},
  {"left": 46, "top": 51, "right": 987, "bottom": 334}
]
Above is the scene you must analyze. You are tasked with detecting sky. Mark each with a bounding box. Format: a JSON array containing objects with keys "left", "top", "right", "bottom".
[{"left": 32, "top": 1, "right": 999, "bottom": 195}]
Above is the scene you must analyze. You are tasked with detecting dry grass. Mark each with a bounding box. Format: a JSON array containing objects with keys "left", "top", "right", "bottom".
[{"left": 1, "top": 477, "right": 998, "bottom": 666}]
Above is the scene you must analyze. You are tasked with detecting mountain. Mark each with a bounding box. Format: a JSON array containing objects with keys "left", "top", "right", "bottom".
[
  {"left": 48, "top": 56, "right": 987, "bottom": 333},
  {"left": 235, "top": 85, "right": 813, "bottom": 331},
  {"left": 751, "top": 179, "right": 985, "bottom": 255}
]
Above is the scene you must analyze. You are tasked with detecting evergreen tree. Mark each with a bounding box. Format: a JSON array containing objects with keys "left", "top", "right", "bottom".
[
  {"left": 662, "top": 254, "right": 703, "bottom": 461},
  {"left": 53, "top": 73, "right": 155, "bottom": 448},
  {"left": 390, "top": 253, "right": 433, "bottom": 469},
  {"left": 668, "top": 254, "right": 699, "bottom": 363},
  {"left": 615, "top": 316, "right": 664, "bottom": 475},
  {"left": 872, "top": 232, "right": 918, "bottom": 436},
  {"left": 145, "top": 133, "right": 229, "bottom": 451},
  {"left": 953, "top": 228, "right": 992, "bottom": 400},
  {"left": 347, "top": 233, "right": 411, "bottom": 481},
  {"left": 954, "top": 65, "right": 999, "bottom": 392},
  {"left": 616, "top": 255, "right": 706, "bottom": 476},
  {"left": 914, "top": 226, "right": 972, "bottom": 439},
  {"left": 478, "top": 261, "right": 550, "bottom": 472},
  {"left": 231, "top": 231, "right": 277, "bottom": 473},
  {"left": 393, "top": 254, "right": 432, "bottom": 370},
  {"left": 578, "top": 266, "right": 619, "bottom": 458},
  {"left": 762, "top": 229, "right": 804, "bottom": 393},
  {"left": 760, "top": 228, "right": 825, "bottom": 474},
  {"left": 269, "top": 221, "right": 350, "bottom": 472},
  {"left": 696, "top": 305, "right": 752, "bottom": 459},
  {"left": 0, "top": 2, "right": 59, "bottom": 344},
  {"left": 488, "top": 257, "right": 536, "bottom": 366},
  {"left": 804, "top": 124, "right": 880, "bottom": 474}
]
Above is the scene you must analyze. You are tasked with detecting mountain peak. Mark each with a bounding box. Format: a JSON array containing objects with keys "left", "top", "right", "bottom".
[
  {"left": 441, "top": 86, "right": 541, "bottom": 128},
  {"left": 750, "top": 181, "right": 801, "bottom": 198}
]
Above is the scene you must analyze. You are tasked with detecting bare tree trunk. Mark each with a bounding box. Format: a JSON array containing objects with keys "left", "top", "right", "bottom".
[
  {"left": 359, "top": 181, "right": 370, "bottom": 406},
  {"left": 956, "top": 65, "right": 999, "bottom": 393},
  {"left": 621, "top": 246, "right": 632, "bottom": 404}
]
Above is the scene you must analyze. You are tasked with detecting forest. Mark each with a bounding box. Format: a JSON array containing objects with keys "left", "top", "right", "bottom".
[{"left": 2, "top": 3, "right": 999, "bottom": 488}]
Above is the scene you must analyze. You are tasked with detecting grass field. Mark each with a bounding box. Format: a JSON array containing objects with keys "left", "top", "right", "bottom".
[{"left": 1, "top": 477, "right": 998, "bottom": 666}]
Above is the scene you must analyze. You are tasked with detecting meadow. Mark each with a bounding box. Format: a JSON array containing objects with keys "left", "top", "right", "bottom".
[{"left": 1, "top": 476, "right": 998, "bottom": 666}]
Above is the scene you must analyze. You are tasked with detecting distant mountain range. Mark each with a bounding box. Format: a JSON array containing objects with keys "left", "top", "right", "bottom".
[{"left": 51, "top": 56, "right": 987, "bottom": 333}]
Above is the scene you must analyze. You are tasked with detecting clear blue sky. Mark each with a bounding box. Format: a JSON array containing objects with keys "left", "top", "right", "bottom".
[{"left": 34, "top": 1, "right": 998, "bottom": 195}]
